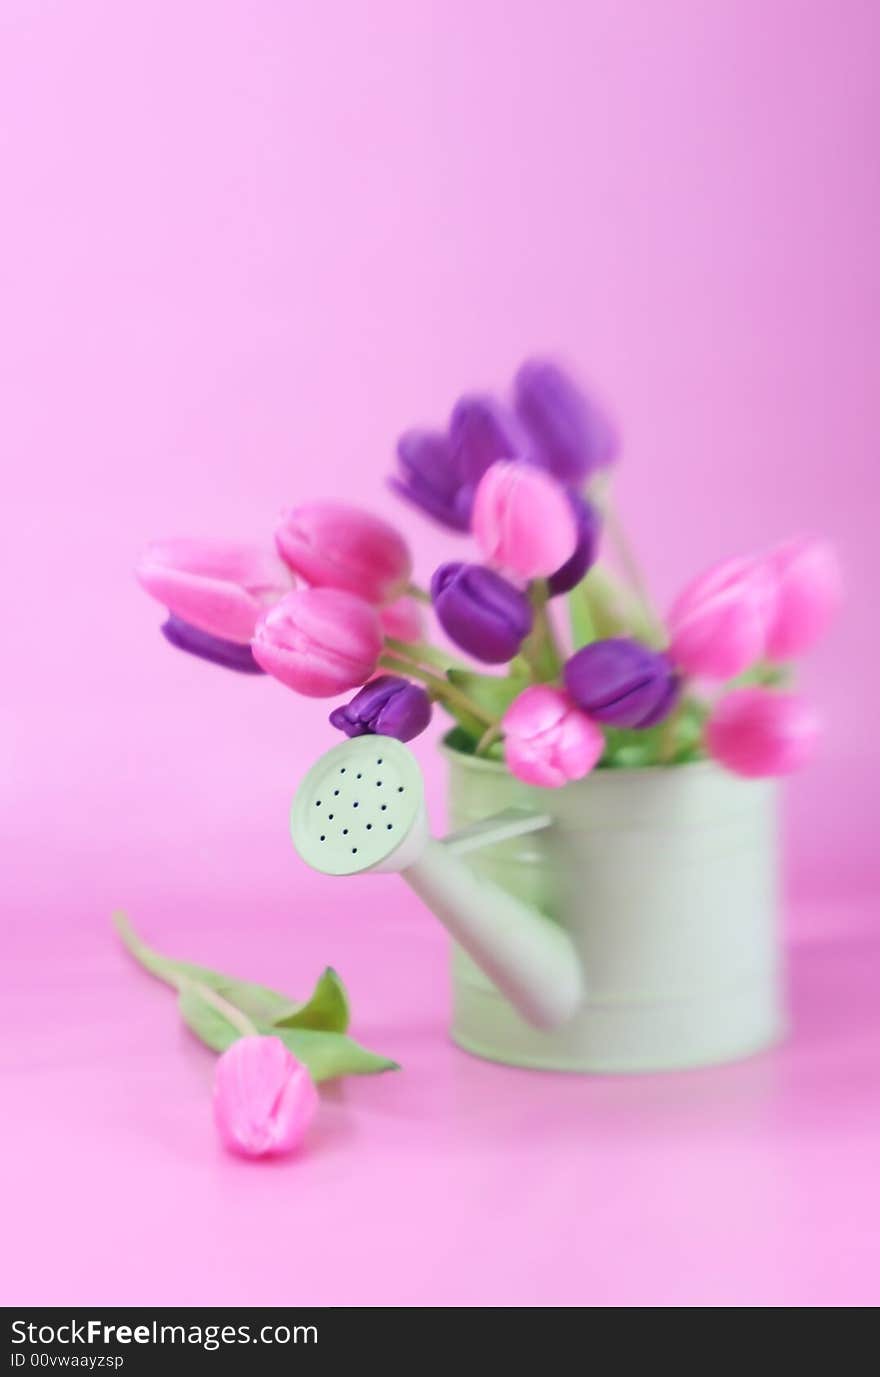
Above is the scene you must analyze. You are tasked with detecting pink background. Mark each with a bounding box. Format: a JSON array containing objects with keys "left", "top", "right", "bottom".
[{"left": 3, "top": 1, "right": 879, "bottom": 1306}]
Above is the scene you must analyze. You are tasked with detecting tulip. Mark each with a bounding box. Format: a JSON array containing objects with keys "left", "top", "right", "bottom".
[
  {"left": 546, "top": 491, "right": 602, "bottom": 597},
  {"left": 252, "top": 588, "right": 383, "bottom": 697},
  {"left": 705, "top": 688, "right": 820, "bottom": 778},
  {"left": 380, "top": 595, "right": 425, "bottom": 644},
  {"left": 472, "top": 461, "right": 578, "bottom": 581},
  {"left": 667, "top": 557, "right": 776, "bottom": 680},
  {"left": 275, "top": 501, "right": 412, "bottom": 607},
  {"left": 136, "top": 538, "right": 291, "bottom": 643},
  {"left": 389, "top": 429, "right": 473, "bottom": 532},
  {"left": 503, "top": 686, "right": 604, "bottom": 788},
  {"left": 329, "top": 674, "right": 432, "bottom": 742},
  {"left": 213, "top": 1035, "right": 318, "bottom": 1159},
  {"left": 449, "top": 394, "right": 530, "bottom": 484},
  {"left": 513, "top": 358, "right": 617, "bottom": 484},
  {"left": 431, "top": 562, "right": 533, "bottom": 664},
  {"left": 565, "top": 638, "right": 679, "bottom": 728},
  {"left": 764, "top": 537, "right": 842, "bottom": 661},
  {"left": 161, "top": 614, "right": 265, "bottom": 674}
]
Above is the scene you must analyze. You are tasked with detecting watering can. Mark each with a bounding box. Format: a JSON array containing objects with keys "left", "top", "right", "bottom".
[{"left": 291, "top": 735, "right": 784, "bottom": 1070}]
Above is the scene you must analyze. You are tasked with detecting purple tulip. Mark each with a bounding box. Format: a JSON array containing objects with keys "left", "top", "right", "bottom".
[
  {"left": 389, "top": 430, "right": 473, "bottom": 533},
  {"left": 514, "top": 359, "right": 618, "bottom": 484},
  {"left": 448, "top": 394, "right": 531, "bottom": 486},
  {"left": 564, "top": 638, "right": 679, "bottom": 728},
  {"left": 547, "top": 491, "right": 602, "bottom": 597},
  {"left": 431, "top": 562, "right": 533, "bottom": 664},
  {"left": 161, "top": 614, "right": 265, "bottom": 674},
  {"left": 329, "top": 675, "right": 432, "bottom": 742}
]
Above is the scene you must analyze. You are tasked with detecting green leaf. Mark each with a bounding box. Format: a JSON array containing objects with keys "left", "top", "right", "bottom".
[
  {"left": 446, "top": 668, "right": 527, "bottom": 718},
  {"left": 272, "top": 1027, "right": 399, "bottom": 1082},
  {"left": 178, "top": 984, "right": 243, "bottom": 1052},
  {"left": 178, "top": 986, "right": 398, "bottom": 1082},
  {"left": 273, "top": 967, "right": 350, "bottom": 1033},
  {"left": 180, "top": 969, "right": 298, "bottom": 1024}
]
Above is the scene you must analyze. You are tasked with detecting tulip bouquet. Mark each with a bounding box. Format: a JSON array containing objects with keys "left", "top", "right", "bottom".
[{"left": 138, "top": 358, "right": 840, "bottom": 786}]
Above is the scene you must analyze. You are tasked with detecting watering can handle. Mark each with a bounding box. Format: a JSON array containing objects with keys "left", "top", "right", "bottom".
[{"left": 441, "top": 807, "right": 554, "bottom": 856}]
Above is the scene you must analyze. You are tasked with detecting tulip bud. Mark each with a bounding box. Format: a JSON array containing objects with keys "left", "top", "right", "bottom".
[
  {"left": 503, "top": 685, "right": 604, "bottom": 788},
  {"left": 565, "top": 637, "right": 679, "bottom": 728},
  {"left": 764, "top": 537, "right": 842, "bottom": 661},
  {"left": 389, "top": 430, "right": 473, "bottom": 532},
  {"left": 513, "top": 358, "right": 617, "bottom": 484},
  {"left": 213, "top": 1036, "right": 318, "bottom": 1159},
  {"left": 161, "top": 614, "right": 265, "bottom": 674},
  {"left": 275, "top": 502, "right": 412, "bottom": 606},
  {"left": 705, "top": 688, "right": 820, "bottom": 777},
  {"left": 252, "top": 588, "right": 383, "bottom": 697},
  {"left": 472, "top": 461, "right": 578, "bottom": 581},
  {"left": 431, "top": 562, "right": 533, "bottom": 664},
  {"left": 380, "top": 596, "right": 425, "bottom": 644},
  {"left": 136, "top": 538, "right": 291, "bottom": 643},
  {"left": 667, "top": 557, "right": 776, "bottom": 680},
  {"left": 448, "top": 394, "right": 530, "bottom": 485},
  {"left": 329, "top": 674, "right": 432, "bottom": 742},
  {"left": 546, "top": 491, "right": 602, "bottom": 597}
]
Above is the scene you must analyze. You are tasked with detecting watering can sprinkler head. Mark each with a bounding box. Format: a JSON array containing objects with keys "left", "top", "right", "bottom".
[{"left": 291, "top": 737, "right": 584, "bottom": 1030}]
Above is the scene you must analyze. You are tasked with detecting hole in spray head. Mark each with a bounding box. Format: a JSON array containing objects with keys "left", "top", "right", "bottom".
[
  {"left": 352, "top": 848, "right": 358, "bottom": 855},
  {"left": 353, "top": 801, "right": 359, "bottom": 809},
  {"left": 320, "top": 835, "right": 326, "bottom": 842},
  {"left": 342, "top": 828, "right": 349, "bottom": 835}
]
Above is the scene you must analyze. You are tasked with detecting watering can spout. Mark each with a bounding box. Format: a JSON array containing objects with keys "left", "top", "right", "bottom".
[{"left": 290, "top": 738, "right": 583, "bottom": 1030}]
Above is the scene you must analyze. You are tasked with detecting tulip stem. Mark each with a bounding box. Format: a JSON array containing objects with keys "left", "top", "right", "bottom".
[
  {"left": 522, "top": 582, "right": 562, "bottom": 683},
  {"left": 596, "top": 486, "right": 666, "bottom": 648},
  {"left": 475, "top": 721, "right": 503, "bottom": 757},
  {"left": 113, "top": 911, "right": 257, "bottom": 1037},
  {"left": 657, "top": 683, "right": 690, "bottom": 765},
  {"left": 406, "top": 582, "right": 431, "bottom": 604},
  {"left": 379, "top": 654, "right": 493, "bottom": 726},
  {"left": 384, "top": 637, "right": 471, "bottom": 674}
]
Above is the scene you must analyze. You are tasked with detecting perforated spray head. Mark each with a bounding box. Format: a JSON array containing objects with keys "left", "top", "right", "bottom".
[
  {"left": 291, "top": 736, "right": 428, "bottom": 876},
  {"left": 291, "top": 739, "right": 584, "bottom": 1030}
]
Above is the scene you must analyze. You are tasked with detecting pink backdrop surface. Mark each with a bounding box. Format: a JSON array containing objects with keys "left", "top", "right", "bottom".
[{"left": 2, "top": 1, "right": 879, "bottom": 1307}]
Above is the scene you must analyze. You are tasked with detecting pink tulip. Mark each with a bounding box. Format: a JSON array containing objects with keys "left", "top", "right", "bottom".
[
  {"left": 136, "top": 538, "right": 291, "bottom": 643},
  {"left": 705, "top": 687, "right": 820, "bottom": 778},
  {"left": 472, "top": 461, "right": 578, "bottom": 581},
  {"left": 213, "top": 1036, "right": 318, "bottom": 1159},
  {"left": 764, "top": 537, "right": 841, "bottom": 661},
  {"left": 252, "top": 588, "right": 383, "bottom": 697},
  {"left": 502, "top": 685, "right": 604, "bottom": 788},
  {"left": 668, "top": 557, "right": 776, "bottom": 679},
  {"left": 275, "top": 502, "right": 412, "bottom": 606},
  {"left": 380, "top": 595, "right": 425, "bottom": 644}
]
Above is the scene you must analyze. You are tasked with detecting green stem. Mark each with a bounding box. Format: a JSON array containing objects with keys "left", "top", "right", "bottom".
[
  {"left": 475, "top": 721, "right": 503, "bottom": 757},
  {"left": 379, "top": 654, "right": 493, "bottom": 725},
  {"left": 384, "top": 637, "right": 470, "bottom": 673},
  {"left": 406, "top": 582, "right": 431, "bottom": 604},
  {"left": 113, "top": 912, "right": 257, "bottom": 1037},
  {"left": 522, "top": 581, "right": 562, "bottom": 682}
]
